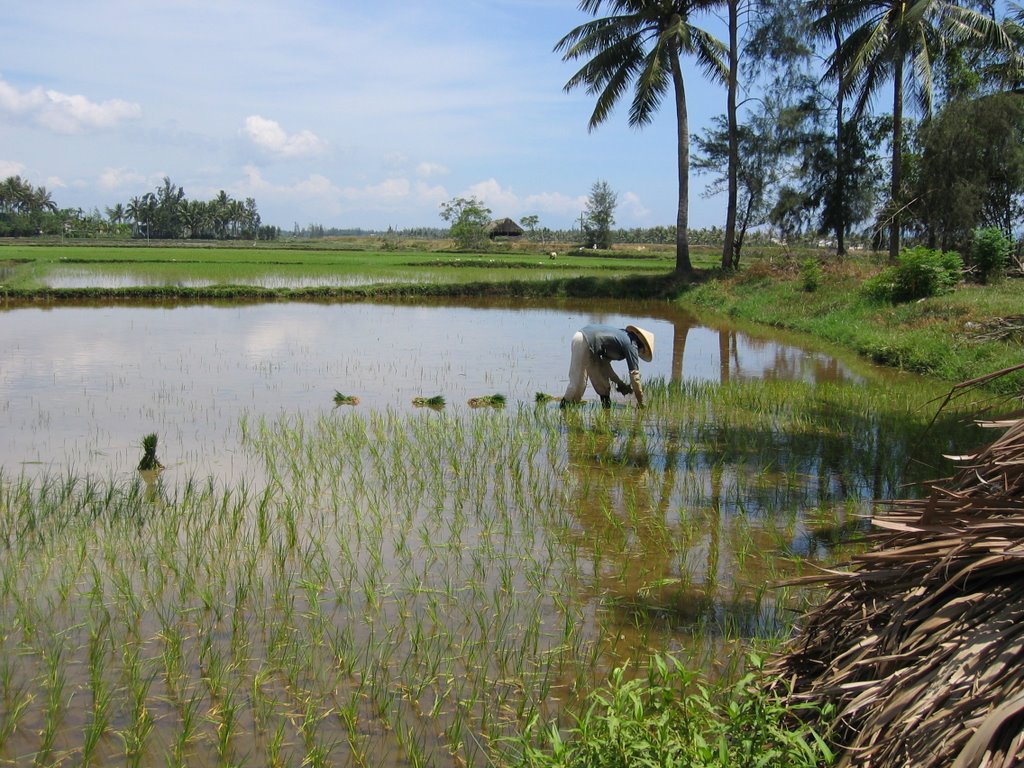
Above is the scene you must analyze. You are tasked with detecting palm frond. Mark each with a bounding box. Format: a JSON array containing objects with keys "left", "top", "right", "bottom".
[{"left": 771, "top": 399, "right": 1024, "bottom": 768}]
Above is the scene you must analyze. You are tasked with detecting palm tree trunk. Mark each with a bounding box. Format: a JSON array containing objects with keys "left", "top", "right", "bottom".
[
  {"left": 834, "top": 25, "right": 847, "bottom": 257},
  {"left": 723, "top": 0, "right": 739, "bottom": 271},
  {"left": 889, "top": 56, "right": 904, "bottom": 263},
  {"left": 670, "top": 50, "right": 694, "bottom": 277}
]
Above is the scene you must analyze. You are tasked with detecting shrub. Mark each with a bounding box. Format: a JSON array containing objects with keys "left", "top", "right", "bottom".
[
  {"left": 511, "top": 654, "right": 835, "bottom": 768},
  {"left": 969, "top": 227, "right": 1010, "bottom": 283},
  {"left": 800, "top": 258, "right": 823, "bottom": 292},
  {"left": 861, "top": 247, "right": 963, "bottom": 302}
]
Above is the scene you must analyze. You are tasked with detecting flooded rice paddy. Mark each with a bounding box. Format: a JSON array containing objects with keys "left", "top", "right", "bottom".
[
  {"left": 41, "top": 268, "right": 420, "bottom": 290},
  {"left": 0, "top": 299, "right": 985, "bottom": 767}
]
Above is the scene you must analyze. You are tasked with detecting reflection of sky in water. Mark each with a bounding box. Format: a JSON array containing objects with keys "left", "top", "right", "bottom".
[{"left": 0, "top": 301, "right": 870, "bottom": 481}]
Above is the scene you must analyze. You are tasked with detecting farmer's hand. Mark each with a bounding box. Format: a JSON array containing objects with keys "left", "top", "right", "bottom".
[
  {"left": 630, "top": 370, "right": 645, "bottom": 408},
  {"left": 615, "top": 381, "right": 632, "bottom": 396}
]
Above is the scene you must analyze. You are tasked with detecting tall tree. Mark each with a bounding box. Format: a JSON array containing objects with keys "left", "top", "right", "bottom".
[
  {"left": 909, "top": 91, "right": 1024, "bottom": 248},
  {"left": 817, "top": 0, "right": 1012, "bottom": 261},
  {"left": 556, "top": 0, "right": 727, "bottom": 277},
  {"left": 722, "top": 0, "right": 740, "bottom": 270},
  {"left": 582, "top": 179, "right": 619, "bottom": 248},
  {"left": 105, "top": 203, "right": 126, "bottom": 226},
  {"left": 153, "top": 177, "right": 184, "bottom": 239},
  {"left": 694, "top": 104, "right": 796, "bottom": 265},
  {"left": 439, "top": 196, "right": 492, "bottom": 250}
]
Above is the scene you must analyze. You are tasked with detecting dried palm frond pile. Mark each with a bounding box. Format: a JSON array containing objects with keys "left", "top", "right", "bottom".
[{"left": 773, "top": 367, "right": 1024, "bottom": 768}]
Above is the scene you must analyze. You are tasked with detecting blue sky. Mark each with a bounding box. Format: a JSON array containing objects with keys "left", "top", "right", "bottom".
[{"left": 1, "top": 1, "right": 732, "bottom": 231}]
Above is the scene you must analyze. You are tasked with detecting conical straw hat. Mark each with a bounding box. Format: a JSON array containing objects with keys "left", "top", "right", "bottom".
[{"left": 625, "top": 325, "right": 654, "bottom": 362}]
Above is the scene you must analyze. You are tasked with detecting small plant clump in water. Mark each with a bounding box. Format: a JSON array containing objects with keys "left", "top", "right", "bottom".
[
  {"left": 468, "top": 393, "right": 506, "bottom": 408},
  {"left": 333, "top": 391, "right": 360, "bottom": 406},
  {"left": 137, "top": 433, "right": 163, "bottom": 471},
  {"left": 535, "top": 392, "right": 557, "bottom": 404},
  {"left": 412, "top": 395, "right": 446, "bottom": 409}
]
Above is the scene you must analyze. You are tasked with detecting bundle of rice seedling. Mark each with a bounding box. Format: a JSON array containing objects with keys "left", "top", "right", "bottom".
[
  {"left": 412, "top": 395, "right": 445, "bottom": 410},
  {"left": 773, "top": 366, "right": 1024, "bottom": 768},
  {"left": 467, "top": 393, "right": 506, "bottom": 408},
  {"left": 137, "top": 433, "right": 164, "bottom": 471}
]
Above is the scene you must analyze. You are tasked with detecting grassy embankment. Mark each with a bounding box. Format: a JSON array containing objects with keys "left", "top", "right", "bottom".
[{"left": 684, "top": 255, "right": 1023, "bottom": 395}]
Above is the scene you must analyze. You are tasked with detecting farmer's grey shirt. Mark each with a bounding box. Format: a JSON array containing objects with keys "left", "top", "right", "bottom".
[{"left": 580, "top": 324, "right": 641, "bottom": 372}]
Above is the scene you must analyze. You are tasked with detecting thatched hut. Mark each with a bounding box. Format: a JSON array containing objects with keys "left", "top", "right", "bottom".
[
  {"left": 487, "top": 217, "right": 524, "bottom": 239},
  {"left": 773, "top": 366, "right": 1024, "bottom": 767}
]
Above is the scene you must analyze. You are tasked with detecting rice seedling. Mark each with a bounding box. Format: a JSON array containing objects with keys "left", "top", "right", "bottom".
[
  {"left": 0, "top": 657, "right": 31, "bottom": 750},
  {"left": 0, "top": 365, "right": 989, "bottom": 768}
]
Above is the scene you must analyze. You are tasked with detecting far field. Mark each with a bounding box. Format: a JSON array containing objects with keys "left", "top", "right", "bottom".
[{"left": 0, "top": 238, "right": 699, "bottom": 292}]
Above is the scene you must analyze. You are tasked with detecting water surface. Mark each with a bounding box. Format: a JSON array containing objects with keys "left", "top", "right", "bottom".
[{"left": 1, "top": 298, "right": 875, "bottom": 482}]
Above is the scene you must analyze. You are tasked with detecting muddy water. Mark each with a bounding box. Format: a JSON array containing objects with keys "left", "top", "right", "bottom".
[{"left": 1, "top": 298, "right": 872, "bottom": 482}]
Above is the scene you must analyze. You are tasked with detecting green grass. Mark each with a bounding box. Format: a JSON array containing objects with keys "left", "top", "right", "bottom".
[{"left": 511, "top": 653, "right": 835, "bottom": 768}]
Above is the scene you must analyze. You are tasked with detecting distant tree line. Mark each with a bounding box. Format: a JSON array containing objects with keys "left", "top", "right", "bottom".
[
  {"left": 1, "top": 175, "right": 279, "bottom": 241},
  {"left": 115, "top": 178, "right": 278, "bottom": 241},
  {"left": 0, "top": 176, "right": 61, "bottom": 236}
]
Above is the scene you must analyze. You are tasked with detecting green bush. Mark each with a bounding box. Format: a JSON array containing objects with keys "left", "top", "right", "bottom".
[
  {"left": 861, "top": 247, "right": 962, "bottom": 302},
  {"left": 969, "top": 227, "right": 1010, "bottom": 283},
  {"left": 511, "top": 654, "right": 835, "bottom": 768},
  {"left": 800, "top": 258, "right": 823, "bottom": 292}
]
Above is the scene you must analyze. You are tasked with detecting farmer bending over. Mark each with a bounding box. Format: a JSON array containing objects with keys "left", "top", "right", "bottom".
[{"left": 560, "top": 323, "right": 654, "bottom": 409}]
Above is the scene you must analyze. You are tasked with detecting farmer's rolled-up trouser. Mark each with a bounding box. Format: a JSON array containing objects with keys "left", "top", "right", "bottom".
[{"left": 562, "top": 331, "right": 618, "bottom": 402}]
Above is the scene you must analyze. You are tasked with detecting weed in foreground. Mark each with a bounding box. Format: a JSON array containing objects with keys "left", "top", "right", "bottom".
[{"left": 510, "top": 653, "right": 835, "bottom": 768}]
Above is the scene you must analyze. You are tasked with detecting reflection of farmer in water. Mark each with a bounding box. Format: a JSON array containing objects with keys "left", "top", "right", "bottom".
[{"left": 560, "top": 324, "right": 654, "bottom": 409}]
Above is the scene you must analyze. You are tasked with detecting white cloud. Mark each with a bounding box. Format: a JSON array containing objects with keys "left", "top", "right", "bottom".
[
  {"left": 242, "top": 115, "right": 326, "bottom": 158},
  {"left": 413, "top": 181, "right": 448, "bottom": 208},
  {"left": 241, "top": 165, "right": 338, "bottom": 197},
  {"left": 45, "top": 176, "right": 67, "bottom": 189},
  {"left": 620, "top": 191, "right": 650, "bottom": 220},
  {"left": 0, "top": 160, "right": 25, "bottom": 178},
  {"left": 524, "top": 190, "right": 589, "bottom": 218},
  {"left": 462, "top": 178, "right": 587, "bottom": 220},
  {"left": 351, "top": 178, "right": 410, "bottom": 201},
  {"left": 416, "top": 161, "right": 449, "bottom": 178},
  {"left": 97, "top": 167, "right": 148, "bottom": 191},
  {"left": 0, "top": 76, "right": 141, "bottom": 134},
  {"left": 466, "top": 178, "right": 519, "bottom": 213},
  {"left": 383, "top": 152, "right": 410, "bottom": 171},
  {"left": 237, "top": 165, "right": 451, "bottom": 226}
]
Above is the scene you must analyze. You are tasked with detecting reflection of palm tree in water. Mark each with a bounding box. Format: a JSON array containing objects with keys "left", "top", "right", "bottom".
[{"left": 562, "top": 413, "right": 720, "bottom": 644}]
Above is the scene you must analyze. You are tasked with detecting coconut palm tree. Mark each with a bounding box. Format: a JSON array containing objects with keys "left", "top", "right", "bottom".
[
  {"left": 31, "top": 185, "right": 57, "bottom": 215},
  {"left": 105, "top": 203, "right": 126, "bottom": 226},
  {"left": 817, "top": 0, "right": 1013, "bottom": 262},
  {"left": 556, "top": 0, "right": 727, "bottom": 277}
]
